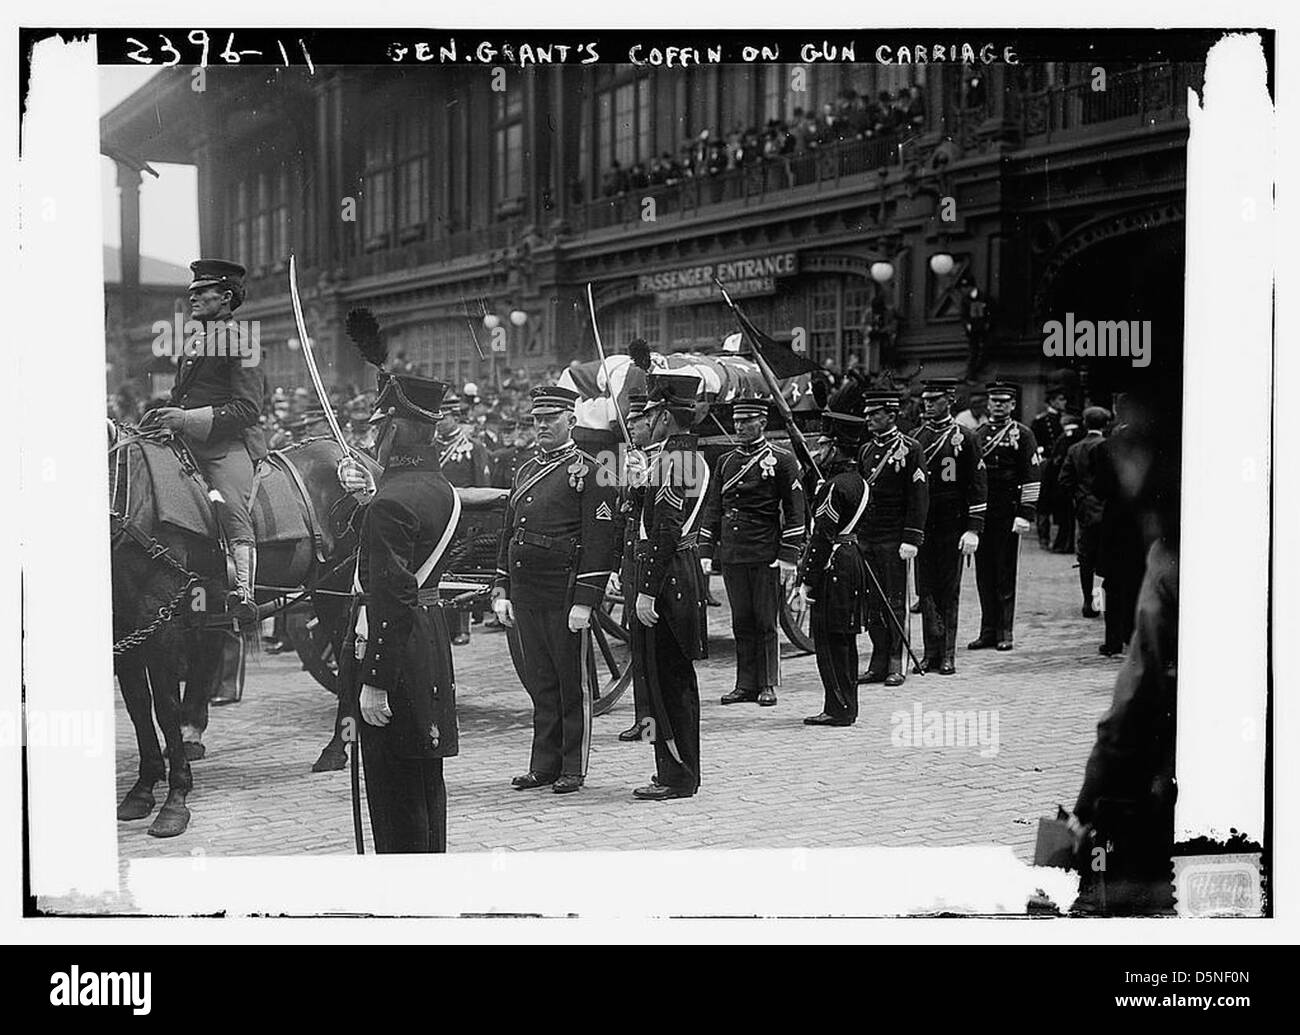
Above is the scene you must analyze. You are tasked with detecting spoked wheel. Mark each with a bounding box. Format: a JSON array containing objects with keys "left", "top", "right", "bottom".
[
  {"left": 778, "top": 580, "right": 814, "bottom": 656},
  {"left": 588, "top": 594, "right": 632, "bottom": 716},
  {"left": 285, "top": 601, "right": 341, "bottom": 695}
]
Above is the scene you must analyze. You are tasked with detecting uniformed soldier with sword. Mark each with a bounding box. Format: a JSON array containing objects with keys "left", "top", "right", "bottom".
[
  {"left": 797, "top": 379, "right": 870, "bottom": 726},
  {"left": 969, "top": 381, "right": 1040, "bottom": 651},
  {"left": 336, "top": 373, "right": 463, "bottom": 853},
  {"left": 626, "top": 372, "right": 710, "bottom": 801},
  {"left": 699, "top": 397, "right": 806, "bottom": 708},
  {"left": 491, "top": 386, "right": 620, "bottom": 794},
  {"left": 857, "top": 389, "right": 929, "bottom": 686},
  {"left": 913, "top": 377, "right": 988, "bottom": 674},
  {"left": 614, "top": 391, "right": 658, "bottom": 742}
]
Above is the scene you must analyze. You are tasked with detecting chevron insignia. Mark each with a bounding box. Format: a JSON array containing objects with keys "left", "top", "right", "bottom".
[
  {"left": 912, "top": 467, "right": 926, "bottom": 483},
  {"left": 595, "top": 501, "right": 613, "bottom": 521}
]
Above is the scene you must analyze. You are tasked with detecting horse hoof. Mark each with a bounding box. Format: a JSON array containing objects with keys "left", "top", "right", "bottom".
[
  {"left": 183, "top": 742, "right": 206, "bottom": 762},
  {"left": 311, "top": 748, "right": 347, "bottom": 773},
  {"left": 117, "top": 787, "right": 156, "bottom": 821},
  {"left": 148, "top": 803, "right": 191, "bottom": 838}
]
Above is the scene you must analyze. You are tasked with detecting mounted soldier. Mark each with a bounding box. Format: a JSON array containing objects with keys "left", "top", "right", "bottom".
[{"left": 145, "top": 259, "right": 266, "bottom": 620}]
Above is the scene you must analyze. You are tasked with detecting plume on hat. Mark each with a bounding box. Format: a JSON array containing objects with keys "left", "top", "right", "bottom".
[
  {"left": 824, "top": 376, "right": 867, "bottom": 421},
  {"left": 627, "top": 337, "right": 652, "bottom": 372},
  {"left": 345, "top": 307, "right": 387, "bottom": 369}
]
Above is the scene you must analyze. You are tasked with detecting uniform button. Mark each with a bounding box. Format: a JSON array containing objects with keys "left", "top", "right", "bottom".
[{"left": 520, "top": 516, "right": 527, "bottom": 523}]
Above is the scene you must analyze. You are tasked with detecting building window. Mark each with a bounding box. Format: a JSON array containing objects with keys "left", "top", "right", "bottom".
[
  {"left": 762, "top": 65, "right": 785, "bottom": 122},
  {"left": 595, "top": 68, "right": 653, "bottom": 178},
  {"left": 809, "top": 278, "right": 841, "bottom": 366},
  {"left": 230, "top": 181, "right": 249, "bottom": 270},
  {"left": 362, "top": 120, "right": 395, "bottom": 246},
  {"left": 599, "top": 298, "right": 661, "bottom": 353},
  {"left": 398, "top": 115, "right": 429, "bottom": 233},
  {"left": 493, "top": 80, "right": 524, "bottom": 212}
]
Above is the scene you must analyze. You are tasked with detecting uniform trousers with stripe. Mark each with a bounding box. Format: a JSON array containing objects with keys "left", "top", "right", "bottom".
[
  {"left": 630, "top": 620, "right": 701, "bottom": 793},
  {"left": 811, "top": 609, "right": 858, "bottom": 723},
  {"left": 721, "top": 562, "right": 781, "bottom": 691},
  {"left": 512, "top": 605, "right": 591, "bottom": 778},
  {"left": 974, "top": 509, "right": 1021, "bottom": 642},
  {"left": 917, "top": 517, "right": 965, "bottom": 666},
  {"left": 359, "top": 728, "right": 446, "bottom": 853},
  {"left": 861, "top": 541, "right": 908, "bottom": 676}
]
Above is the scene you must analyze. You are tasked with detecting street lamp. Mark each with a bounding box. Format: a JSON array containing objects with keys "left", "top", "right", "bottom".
[
  {"left": 509, "top": 309, "right": 528, "bottom": 327},
  {"left": 929, "top": 252, "right": 955, "bottom": 276},
  {"left": 870, "top": 261, "right": 895, "bottom": 284},
  {"left": 483, "top": 313, "right": 501, "bottom": 331}
]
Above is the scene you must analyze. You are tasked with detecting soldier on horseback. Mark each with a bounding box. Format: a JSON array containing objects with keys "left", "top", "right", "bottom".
[{"left": 146, "top": 259, "right": 266, "bottom": 621}]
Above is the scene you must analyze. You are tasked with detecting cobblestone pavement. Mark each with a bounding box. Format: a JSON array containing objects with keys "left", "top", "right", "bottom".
[{"left": 114, "top": 543, "right": 1122, "bottom": 860}]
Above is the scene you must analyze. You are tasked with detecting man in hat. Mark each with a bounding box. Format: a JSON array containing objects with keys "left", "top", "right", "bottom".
[
  {"left": 1032, "top": 386, "right": 1069, "bottom": 549},
  {"left": 435, "top": 389, "right": 493, "bottom": 645},
  {"left": 955, "top": 385, "right": 989, "bottom": 432},
  {"left": 969, "top": 381, "right": 1040, "bottom": 651},
  {"left": 147, "top": 259, "right": 266, "bottom": 619},
  {"left": 614, "top": 391, "right": 656, "bottom": 742},
  {"left": 336, "top": 373, "right": 461, "bottom": 852},
  {"left": 491, "top": 386, "right": 619, "bottom": 794},
  {"left": 626, "top": 373, "right": 709, "bottom": 800},
  {"left": 1058, "top": 406, "right": 1111, "bottom": 618},
  {"left": 699, "top": 398, "right": 805, "bottom": 707},
  {"left": 913, "top": 378, "right": 988, "bottom": 675},
  {"left": 798, "top": 380, "right": 869, "bottom": 726},
  {"left": 856, "top": 389, "right": 928, "bottom": 685}
]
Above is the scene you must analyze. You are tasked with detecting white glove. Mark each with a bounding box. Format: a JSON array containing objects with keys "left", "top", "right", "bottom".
[
  {"left": 700, "top": 557, "right": 713, "bottom": 575},
  {"left": 958, "top": 531, "right": 980, "bottom": 556},
  {"left": 339, "top": 458, "right": 376, "bottom": 500},
  {"left": 490, "top": 588, "right": 514, "bottom": 627},
  {"left": 359, "top": 684, "right": 391, "bottom": 727},
  {"left": 898, "top": 542, "right": 918, "bottom": 562},
  {"left": 1012, "top": 516, "right": 1032, "bottom": 535},
  {"left": 794, "top": 583, "right": 813, "bottom": 611},
  {"left": 608, "top": 571, "right": 622, "bottom": 596},
  {"left": 624, "top": 449, "right": 649, "bottom": 488},
  {"left": 635, "top": 592, "right": 659, "bottom": 627},
  {"left": 777, "top": 559, "right": 798, "bottom": 582},
  {"left": 1093, "top": 581, "right": 1106, "bottom": 613},
  {"left": 567, "top": 604, "right": 593, "bottom": 633}
]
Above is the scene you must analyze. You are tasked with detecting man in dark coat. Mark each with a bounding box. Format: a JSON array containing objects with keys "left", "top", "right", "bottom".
[
  {"left": 857, "top": 388, "right": 928, "bottom": 685},
  {"left": 627, "top": 373, "right": 709, "bottom": 801},
  {"left": 798, "top": 381, "right": 869, "bottom": 726},
  {"left": 969, "top": 382, "right": 1040, "bottom": 651},
  {"left": 1057, "top": 406, "right": 1110, "bottom": 617},
  {"left": 337, "top": 373, "right": 462, "bottom": 853},
  {"left": 1048, "top": 411, "right": 1085, "bottom": 553},
  {"left": 492, "top": 387, "right": 619, "bottom": 794},
  {"left": 913, "top": 378, "right": 987, "bottom": 675},
  {"left": 437, "top": 391, "right": 494, "bottom": 645},
  {"left": 615, "top": 391, "right": 656, "bottom": 742},
  {"left": 699, "top": 398, "right": 806, "bottom": 707},
  {"left": 148, "top": 259, "right": 266, "bottom": 619},
  {"left": 1093, "top": 398, "right": 1147, "bottom": 655},
  {"left": 1031, "top": 387, "right": 1068, "bottom": 549}
]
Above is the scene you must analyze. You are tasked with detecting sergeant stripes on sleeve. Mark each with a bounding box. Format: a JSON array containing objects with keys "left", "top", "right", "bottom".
[{"left": 1020, "top": 481, "right": 1041, "bottom": 505}]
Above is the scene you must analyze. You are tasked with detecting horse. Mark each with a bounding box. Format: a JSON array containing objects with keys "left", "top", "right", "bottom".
[{"left": 109, "top": 425, "right": 371, "bottom": 837}]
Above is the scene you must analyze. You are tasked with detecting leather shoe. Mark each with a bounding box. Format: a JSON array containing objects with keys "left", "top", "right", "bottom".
[
  {"left": 1082, "top": 605, "right": 1100, "bottom": 618},
  {"left": 720, "top": 687, "right": 759, "bottom": 705},
  {"left": 996, "top": 641, "right": 1014, "bottom": 651},
  {"left": 938, "top": 662, "right": 957, "bottom": 676},
  {"left": 967, "top": 637, "right": 997, "bottom": 650},
  {"left": 553, "top": 774, "right": 584, "bottom": 794},
  {"left": 633, "top": 783, "right": 694, "bottom": 801},
  {"left": 1098, "top": 642, "right": 1123, "bottom": 656},
  {"left": 511, "top": 771, "right": 557, "bottom": 790},
  {"left": 757, "top": 687, "right": 778, "bottom": 707},
  {"left": 618, "top": 719, "right": 648, "bottom": 742},
  {"left": 883, "top": 672, "right": 906, "bottom": 687},
  {"left": 860, "top": 670, "right": 888, "bottom": 684},
  {"left": 803, "top": 712, "right": 853, "bottom": 727}
]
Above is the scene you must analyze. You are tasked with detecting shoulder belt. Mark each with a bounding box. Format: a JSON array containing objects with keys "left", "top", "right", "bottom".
[
  {"left": 509, "top": 450, "right": 568, "bottom": 506},
  {"left": 839, "top": 478, "right": 871, "bottom": 537},
  {"left": 722, "top": 445, "right": 771, "bottom": 495},
  {"left": 980, "top": 422, "right": 1014, "bottom": 458}
]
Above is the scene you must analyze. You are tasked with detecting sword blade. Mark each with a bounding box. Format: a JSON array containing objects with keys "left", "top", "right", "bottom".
[{"left": 288, "top": 254, "right": 348, "bottom": 451}]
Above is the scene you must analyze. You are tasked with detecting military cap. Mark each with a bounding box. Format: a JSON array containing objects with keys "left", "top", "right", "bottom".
[
  {"left": 368, "top": 373, "right": 449, "bottom": 425},
  {"left": 626, "top": 391, "right": 648, "bottom": 418},
  {"left": 188, "top": 258, "right": 246, "bottom": 292},
  {"left": 985, "top": 381, "right": 1020, "bottom": 401},
  {"left": 528, "top": 385, "right": 580, "bottom": 416},
  {"left": 862, "top": 388, "right": 902, "bottom": 413},
  {"left": 731, "top": 397, "right": 770, "bottom": 422},
  {"left": 920, "top": 377, "right": 962, "bottom": 397}
]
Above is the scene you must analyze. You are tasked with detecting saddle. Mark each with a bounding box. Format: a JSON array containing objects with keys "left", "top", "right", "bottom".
[{"left": 133, "top": 439, "right": 323, "bottom": 560}]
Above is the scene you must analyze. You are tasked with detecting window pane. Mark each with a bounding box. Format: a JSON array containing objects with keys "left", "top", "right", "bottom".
[
  {"left": 506, "top": 124, "right": 523, "bottom": 199},
  {"left": 636, "top": 78, "right": 651, "bottom": 162},
  {"left": 614, "top": 83, "right": 634, "bottom": 167}
]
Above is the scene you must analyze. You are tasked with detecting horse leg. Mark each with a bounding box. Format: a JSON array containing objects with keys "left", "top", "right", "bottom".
[
  {"left": 115, "top": 654, "right": 164, "bottom": 821},
  {"left": 311, "top": 691, "right": 350, "bottom": 773},
  {"left": 180, "top": 631, "right": 217, "bottom": 761},
  {"left": 311, "top": 598, "right": 351, "bottom": 773},
  {"left": 147, "top": 653, "right": 192, "bottom": 838}
]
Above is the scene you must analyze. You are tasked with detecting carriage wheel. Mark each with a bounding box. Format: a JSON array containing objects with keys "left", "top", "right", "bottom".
[
  {"left": 778, "top": 580, "right": 815, "bottom": 656},
  {"left": 588, "top": 597, "right": 632, "bottom": 716},
  {"left": 285, "top": 603, "right": 340, "bottom": 695}
]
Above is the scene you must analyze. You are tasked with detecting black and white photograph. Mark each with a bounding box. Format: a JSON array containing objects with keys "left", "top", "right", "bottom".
[{"left": 10, "top": 4, "right": 1284, "bottom": 962}]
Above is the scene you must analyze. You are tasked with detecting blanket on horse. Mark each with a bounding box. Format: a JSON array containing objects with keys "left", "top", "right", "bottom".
[{"left": 134, "top": 439, "right": 313, "bottom": 546}]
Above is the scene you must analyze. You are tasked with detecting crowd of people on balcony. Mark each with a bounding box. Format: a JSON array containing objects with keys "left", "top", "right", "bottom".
[{"left": 598, "top": 86, "right": 927, "bottom": 199}]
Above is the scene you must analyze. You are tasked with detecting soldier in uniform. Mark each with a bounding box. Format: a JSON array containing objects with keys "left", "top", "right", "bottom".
[
  {"left": 913, "top": 378, "right": 987, "bottom": 675},
  {"left": 856, "top": 389, "right": 928, "bottom": 686},
  {"left": 627, "top": 373, "right": 709, "bottom": 801},
  {"left": 1032, "top": 387, "right": 1068, "bottom": 549},
  {"left": 146, "top": 259, "right": 266, "bottom": 619},
  {"left": 490, "top": 417, "right": 538, "bottom": 489},
  {"left": 436, "top": 391, "right": 493, "bottom": 644},
  {"left": 969, "top": 381, "right": 1040, "bottom": 651},
  {"left": 336, "top": 373, "right": 461, "bottom": 853},
  {"left": 491, "top": 386, "right": 619, "bottom": 794},
  {"left": 798, "top": 380, "right": 869, "bottom": 726},
  {"left": 615, "top": 391, "right": 657, "bottom": 742},
  {"left": 699, "top": 398, "right": 806, "bottom": 707}
]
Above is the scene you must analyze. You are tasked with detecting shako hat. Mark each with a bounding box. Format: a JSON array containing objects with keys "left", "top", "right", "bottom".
[{"left": 369, "top": 373, "right": 449, "bottom": 425}]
